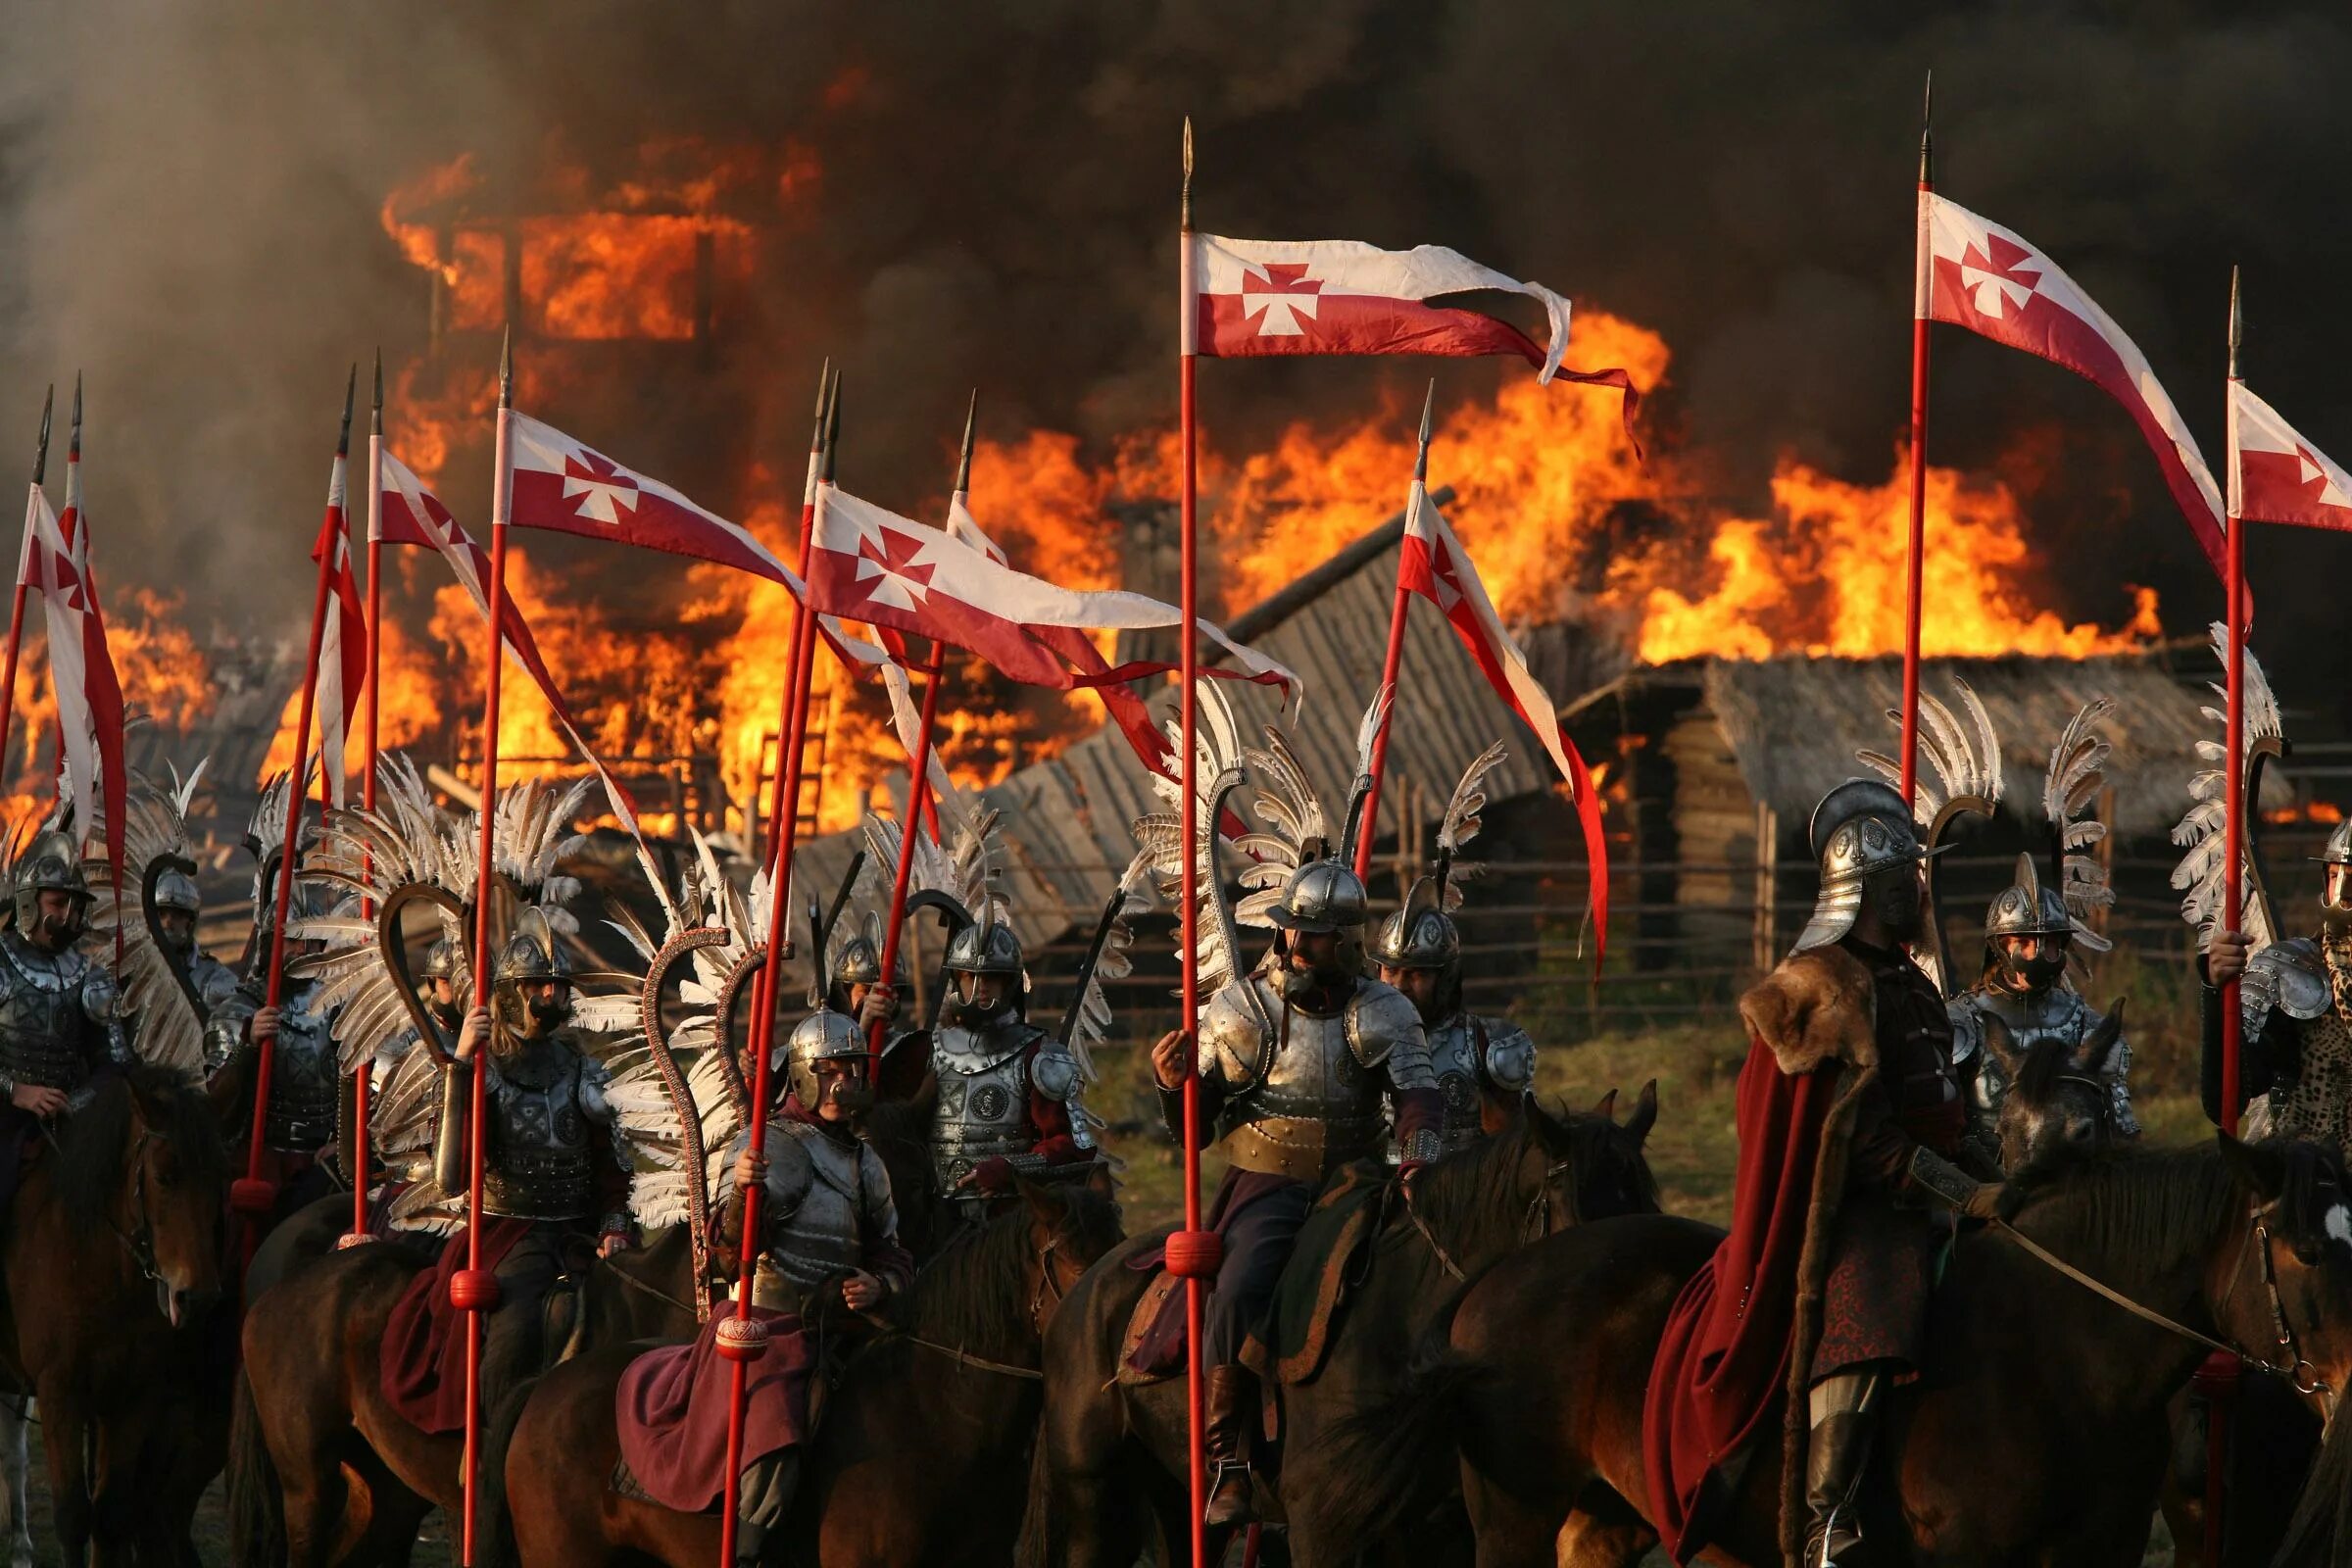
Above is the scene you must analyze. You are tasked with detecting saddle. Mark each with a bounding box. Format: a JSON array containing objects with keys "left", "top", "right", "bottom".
[{"left": 1118, "top": 1161, "right": 1392, "bottom": 1389}]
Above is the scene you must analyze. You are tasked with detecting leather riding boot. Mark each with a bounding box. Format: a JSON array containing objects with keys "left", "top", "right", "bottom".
[
  {"left": 1203, "top": 1363, "right": 1256, "bottom": 1527},
  {"left": 1802, "top": 1370, "right": 1884, "bottom": 1567}
]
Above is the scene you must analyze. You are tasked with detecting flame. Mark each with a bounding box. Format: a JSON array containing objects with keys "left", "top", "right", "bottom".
[{"left": 380, "top": 153, "right": 482, "bottom": 283}]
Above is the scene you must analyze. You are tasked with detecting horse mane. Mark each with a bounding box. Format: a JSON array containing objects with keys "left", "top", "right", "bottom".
[
  {"left": 52, "top": 1063, "right": 225, "bottom": 1227},
  {"left": 2000, "top": 1143, "right": 2244, "bottom": 1297},
  {"left": 897, "top": 1183, "right": 1121, "bottom": 1362},
  {"left": 2008, "top": 1033, "right": 2077, "bottom": 1104},
  {"left": 1405, "top": 1102, "right": 1656, "bottom": 1262}
]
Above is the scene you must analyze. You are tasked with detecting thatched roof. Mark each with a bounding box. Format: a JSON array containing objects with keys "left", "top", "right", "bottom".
[{"left": 1570, "top": 650, "right": 2262, "bottom": 842}]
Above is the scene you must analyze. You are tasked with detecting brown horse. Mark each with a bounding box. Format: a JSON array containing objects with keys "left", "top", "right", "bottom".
[
  {"left": 231, "top": 1220, "right": 704, "bottom": 1568},
  {"left": 502, "top": 1178, "right": 1124, "bottom": 1568},
  {"left": 1320, "top": 1135, "right": 2352, "bottom": 1568},
  {"left": 0, "top": 1064, "right": 229, "bottom": 1568},
  {"left": 1027, "top": 1091, "right": 1659, "bottom": 1568}
]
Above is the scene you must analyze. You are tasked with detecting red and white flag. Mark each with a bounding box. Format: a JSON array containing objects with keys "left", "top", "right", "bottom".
[
  {"left": 506, "top": 412, "right": 803, "bottom": 590},
  {"left": 2227, "top": 380, "right": 2352, "bottom": 533},
  {"left": 310, "top": 450, "right": 367, "bottom": 808},
  {"left": 1917, "top": 192, "right": 2226, "bottom": 579},
  {"left": 379, "top": 448, "right": 648, "bottom": 839},
  {"left": 31, "top": 462, "right": 127, "bottom": 903},
  {"left": 1399, "top": 483, "right": 1607, "bottom": 963},
  {"left": 809, "top": 485, "right": 1297, "bottom": 696}
]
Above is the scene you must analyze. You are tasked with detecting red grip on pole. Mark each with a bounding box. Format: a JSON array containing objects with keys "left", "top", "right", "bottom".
[
  {"left": 228, "top": 1176, "right": 278, "bottom": 1216},
  {"left": 448, "top": 1268, "right": 502, "bottom": 1313},
  {"left": 714, "top": 1314, "right": 770, "bottom": 1361},
  {"left": 1163, "top": 1229, "right": 1223, "bottom": 1279}
]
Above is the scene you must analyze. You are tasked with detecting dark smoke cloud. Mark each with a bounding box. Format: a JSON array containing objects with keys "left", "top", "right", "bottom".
[{"left": 5, "top": 1, "right": 2352, "bottom": 709}]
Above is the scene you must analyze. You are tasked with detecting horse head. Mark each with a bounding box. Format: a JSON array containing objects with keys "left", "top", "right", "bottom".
[
  {"left": 56, "top": 1067, "right": 230, "bottom": 1327},
  {"left": 1991, "top": 1001, "right": 2126, "bottom": 1176},
  {"left": 1012, "top": 1176, "right": 1124, "bottom": 1338}
]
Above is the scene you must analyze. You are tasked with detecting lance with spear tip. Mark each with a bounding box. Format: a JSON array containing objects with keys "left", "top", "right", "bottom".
[
  {"left": 344, "top": 352, "right": 387, "bottom": 1250},
  {"left": 1350, "top": 380, "right": 1438, "bottom": 883},
  {"left": 1898, "top": 70, "right": 1935, "bottom": 805},
  {"left": 714, "top": 362, "right": 835, "bottom": 1568},
  {"left": 864, "top": 390, "right": 976, "bottom": 1077},
  {"left": 450, "top": 330, "right": 516, "bottom": 1568},
  {"left": 231, "top": 366, "right": 357, "bottom": 1247},
  {"left": 0, "top": 387, "right": 53, "bottom": 798}
]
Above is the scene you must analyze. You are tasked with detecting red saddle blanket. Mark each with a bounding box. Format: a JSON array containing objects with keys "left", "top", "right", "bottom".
[
  {"left": 377, "top": 1218, "right": 533, "bottom": 1436},
  {"left": 614, "top": 1306, "right": 814, "bottom": 1513}
]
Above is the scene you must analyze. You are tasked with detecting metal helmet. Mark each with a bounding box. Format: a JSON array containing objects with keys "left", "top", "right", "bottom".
[
  {"left": 152, "top": 864, "right": 203, "bottom": 917},
  {"left": 1368, "top": 879, "right": 1458, "bottom": 970},
  {"left": 421, "top": 933, "right": 466, "bottom": 982},
  {"left": 1268, "top": 860, "right": 1370, "bottom": 934},
  {"left": 491, "top": 906, "right": 571, "bottom": 1031},
  {"left": 943, "top": 917, "right": 1024, "bottom": 977},
  {"left": 1984, "top": 854, "right": 2073, "bottom": 941},
  {"left": 2318, "top": 819, "right": 2352, "bottom": 868},
  {"left": 12, "top": 828, "right": 90, "bottom": 929},
  {"left": 1791, "top": 779, "right": 1945, "bottom": 953},
  {"left": 781, "top": 1007, "right": 866, "bottom": 1110},
  {"left": 832, "top": 928, "right": 885, "bottom": 989}
]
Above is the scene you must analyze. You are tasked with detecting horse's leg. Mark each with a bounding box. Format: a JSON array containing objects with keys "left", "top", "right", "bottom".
[
  {"left": 0, "top": 1396, "right": 31, "bottom": 1568},
  {"left": 1554, "top": 1485, "right": 1657, "bottom": 1568},
  {"left": 36, "top": 1379, "right": 92, "bottom": 1568},
  {"left": 85, "top": 1405, "right": 152, "bottom": 1568},
  {"left": 245, "top": 1299, "right": 356, "bottom": 1568},
  {"left": 1458, "top": 1453, "right": 1573, "bottom": 1568}
]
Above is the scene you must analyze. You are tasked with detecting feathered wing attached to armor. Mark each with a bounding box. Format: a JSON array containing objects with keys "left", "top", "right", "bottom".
[
  {"left": 80, "top": 761, "right": 209, "bottom": 1072},
  {"left": 1434, "top": 741, "right": 1508, "bottom": 910},
  {"left": 241, "top": 769, "right": 321, "bottom": 966},
  {"left": 2043, "top": 699, "right": 2116, "bottom": 965},
  {"left": 1857, "top": 677, "right": 2003, "bottom": 995},
  {"left": 1336, "top": 686, "right": 1393, "bottom": 871},
  {"left": 2173, "top": 622, "right": 2285, "bottom": 956},
  {"left": 1062, "top": 850, "right": 1154, "bottom": 1087},
  {"left": 1133, "top": 681, "right": 1267, "bottom": 1036}
]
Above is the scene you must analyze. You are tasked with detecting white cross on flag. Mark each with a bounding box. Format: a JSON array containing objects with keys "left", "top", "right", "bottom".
[
  {"left": 310, "top": 451, "right": 367, "bottom": 808},
  {"left": 2227, "top": 380, "right": 2352, "bottom": 533},
  {"left": 1399, "top": 482, "right": 1607, "bottom": 961},
  {"left": 808, "top": 484, "right": 1297, "bottom": 697},
  {"left": 1917, "top": 191, "right": 2226, "bottom": 580}
]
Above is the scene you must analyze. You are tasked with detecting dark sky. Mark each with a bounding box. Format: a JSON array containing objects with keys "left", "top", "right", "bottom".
[{"left": 2, "top": 1, "right": 2348, "bottom": 708}]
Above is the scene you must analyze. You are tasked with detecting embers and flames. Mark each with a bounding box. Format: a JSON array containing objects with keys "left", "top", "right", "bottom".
[{"left": 218, "top": 144, "right": 2163, "bottom": 844}]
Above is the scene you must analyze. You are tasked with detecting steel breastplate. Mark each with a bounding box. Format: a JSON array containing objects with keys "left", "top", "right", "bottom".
[
  {"left": 0, "top": 936, "right": 92, "bottom": 1092},
  {"left": 929, "top": 1022, "right": 1037, "bottom": 1190},
  {"left": 1423, "top": 1014, "right": 1487, "bottom": 1155},
  {"left": 264, "top": 994, "right": 341, "bottom": 1152},
  {"left": 1226, "top": 985, "right": 1387, "bottom": 1152},
  {"left": 760, "top": 1120, "right": 870, "bottom": 1293},
  {"left": 481, "top": 1044, "right": 595, "bottom": 1220}
]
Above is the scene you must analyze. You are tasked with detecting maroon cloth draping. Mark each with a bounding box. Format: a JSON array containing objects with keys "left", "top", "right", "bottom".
[
  {"left": 613, "top": 1305, "right": 814, "bottom": 1512},
  {"left": 1642, "top": 1037, "right": 1843, "bottom": 1563},
  {"left": 377, "top": 1218, "right": 532, "bottom": 1434}
]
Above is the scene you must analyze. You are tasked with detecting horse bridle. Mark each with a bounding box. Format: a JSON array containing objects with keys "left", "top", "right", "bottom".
[
  {"left": 1996, "top": 1197, "right": 2338, "bottom": 1412},
  {"left": 1400, "top": 1153, "right": 1579, "bottom": 1284},
  {"left": 46, "top": 1122, "right": 171, "bottom": 1298},
  {"left": 887, "top": 1226, "right": 1070, "bottom": 1383}
]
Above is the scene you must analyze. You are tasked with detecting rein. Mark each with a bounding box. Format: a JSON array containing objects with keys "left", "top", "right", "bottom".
[
  {"left": 1994, "top": 1200, "right": 2337, "bottom": 1408},
  {"left": 866, "top": 1229, "right": 1068, "bottom": 1383},
  {"left": 48, "top": 1121, "right": 168, "bottom": 1291},
  {"left": 1398, "top": 1152, "right": 1578, "bottom": 1285}
]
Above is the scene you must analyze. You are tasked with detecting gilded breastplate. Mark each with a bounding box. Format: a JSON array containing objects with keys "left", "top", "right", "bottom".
[{"left": 929, "top": 1021, "right": 1037, "bottom": 1191}]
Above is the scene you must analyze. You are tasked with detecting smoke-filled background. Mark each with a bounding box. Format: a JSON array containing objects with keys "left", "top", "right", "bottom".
[{"left": 4, "top": 0, "right": 2352, "bottom": 717}]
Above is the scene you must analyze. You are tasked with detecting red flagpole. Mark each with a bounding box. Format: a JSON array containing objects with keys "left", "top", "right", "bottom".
[
  {"left": 232, "top": 368, "right": 357, "bottom": 1245},
  {"left": 1899, "top": 74, "right": 1934, "bottom": 805},
  {"left": 1175, "top": 119, "right": 1213, "bottom": 1568},
  {"left": 714, "top": 364, "right": 834, "bottom": 1568},
  {"left": 1350, "top": 382, "right": 1437, "bottom": 884},
  {"left": 0, "top": 389, "right": 53, "bottom": 800},
  {"left": 865, "top": 392, "right": 976, "bottom": 1073},
  {"left": 452, "top": 334, "right": 516, "bottom": 1568},
  {"left": 348, "top": 353, "right": 386, "bottom": 1248}
]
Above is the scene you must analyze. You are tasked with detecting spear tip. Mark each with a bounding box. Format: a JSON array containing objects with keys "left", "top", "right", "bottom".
[
  {"left": 2229, "top": 265, "right": 2242, "bottom": 377},
  {"left": 954, "top": 388, "right": 979, "bottom": 496},
  {"left": 497, "top": 325, "right": 514, "bottom": 410},
  {"left": 1413, "top": 381, "right": 1437, "bottom": 482},
  {"left": 821, "top": 375, "right": 843, "bottom": 482},
  {"left": 1918, "top": 69, "right": 1935, "bottom": 181},
  {"left": 31, "top": 385, "right": 52, "bottom": 486},
  {"left": 1181, "top": 118, "right": 1195, "bottom": 229},
  {"left": 68, "top": 372, "right": 81, "bottom": 460},
  {"left": 338, "top": 364, "right": 358, "bottom": 452}
]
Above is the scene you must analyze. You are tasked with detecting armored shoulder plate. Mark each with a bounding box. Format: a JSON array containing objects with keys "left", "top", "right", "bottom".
[
  {"left": 1945, "top": 996, "right": 1984, "bottom": 1065},
  {"left": 1199, "top": 977, "right": 1274, "bottom": 1090},
  {"left": 1030, "top": 1040, "right": 1081, "bottom": 1103},
  {"left": 1344, "top": 980, "right": 1426, "bottom": 1069},
  {"left": 1480, "top": 1017, "right": 1536, "bottom": 1094},
  {"left": 755, "top": 1122, "right": 819, "bottom": 1213},
  {"left": 575, "top": 1051, "right": 615, "bottom": 1123},
  {"left": 2243, "top": 939, "right": 2329, "bottom": 1038}
]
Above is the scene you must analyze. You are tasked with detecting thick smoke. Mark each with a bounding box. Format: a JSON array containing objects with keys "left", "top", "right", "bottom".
[{"left": 5, "top": 2, "right": 2352, "bottom": 704}]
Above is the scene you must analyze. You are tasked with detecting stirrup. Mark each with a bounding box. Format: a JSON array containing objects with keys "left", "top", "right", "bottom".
[{"left": 1203, "top": 1457, "right": 1252, "bottom": 1524}]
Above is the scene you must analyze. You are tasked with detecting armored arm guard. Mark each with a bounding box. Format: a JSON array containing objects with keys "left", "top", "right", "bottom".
[
  {"left": 575, "top": 1056, "right": 633, "bottom": 1239},
  {"left": 1352, "top": 983, "right": 1442, "bottom": 1163},
  {"left": 1479, "top": 1019, "right": 1536, "bottom": 1096},
  {"left": 1160, "top": 984, "right": 1254, "bottom": 1146},
  {"left": 433, "top": 1058, "right": 472, "bottom": 1199},
  {"left": 2107, "top": 1028, "right": 2140, "bottom": 1138},
  {"left": 2204, "top": 939, "right": 2320, "bottom": 1125},
  {"left": 1944, "top": 998, "right": 1984, "bottom": 1068},
  {"left": 80, "top": 965, "right": 133, "bottom": 1069},
  {"left": 1027, "top": 1039, "right": 1097, "bottom": 1159},
  {"left": 1905, "top": 1144, "right": 1998, "bottom": 1217},
  {"left": 205, "top": 987, "right": 260, "bottom": 1076}
]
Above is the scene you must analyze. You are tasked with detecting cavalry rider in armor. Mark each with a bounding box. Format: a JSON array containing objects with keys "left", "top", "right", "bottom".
[
  {"left": 1642, "top": 782, "right": 2003, "bottom": 1568},
  {"left": 708, "top": 1007, "right": 914, "bottom": 1561},
  {"left": 151, "top": 860, "right": 241, "bottom": 1023},
  {"left": 435, "top": 908, "right": 631, "bottom": 1415},
  {"left": 1947, "top": 855, "right": 2137, "bottom": 1169},
  {"left": 209, "top": 884, "right": 354, "bottom": 1205},
  {"left": 924, "top": 913, "right": 1094, "bottom": 1205},
  {"left": 1369, "top": 880, "right": 1534, "bottom": 1157},
  {"left": 1149, "top": 858, "right": 1440, "bottom": 1527},
  {"left": 2205, "top": 819, "right": 2352, "bottom": 1146},
  {"left": 0, "top": 830, "right": 130, "bottom": 1200}
]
